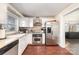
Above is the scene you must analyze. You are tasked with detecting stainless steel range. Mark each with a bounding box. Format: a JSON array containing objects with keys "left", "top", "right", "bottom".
[
  {"left": 32, "top": 17, "right": 43, "bottom": 45},
  {"left": 32, "top": 33, "right": 42, "bottom": 45}
]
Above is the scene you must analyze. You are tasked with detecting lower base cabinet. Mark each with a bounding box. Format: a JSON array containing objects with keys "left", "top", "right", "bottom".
[{"left": 18, "top": 34, "right": 32, "bottom": 55}]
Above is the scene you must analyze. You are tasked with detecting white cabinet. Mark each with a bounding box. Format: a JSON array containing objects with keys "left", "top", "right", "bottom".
[
  {"left": 27, "top": 34, "right": 32, "bottom": 44},
  {"left": 29, "top": 18, "right": 33, "bottom": 27},
  {"left": 18, "top": 34, "right": 32, "bottom": 55},
  {"left": 19, "top": 18, "right": 30, "bottom": 27},
  {"left": 42, "top": 18, "right": 48, "bottom": 27},
  {"left": 19, "top": 18, "right": 33, "bottom": 27},
  {"left": 18, "top": 35, "right": 27, "bottom": 55},
  {"left": 42, "top": 33, "right": 45, "bottom": 44}
]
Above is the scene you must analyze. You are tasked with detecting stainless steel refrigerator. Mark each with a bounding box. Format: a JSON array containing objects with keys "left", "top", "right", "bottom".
[{"left": 45, "top": 21, "right": 59, "bottom": 45}]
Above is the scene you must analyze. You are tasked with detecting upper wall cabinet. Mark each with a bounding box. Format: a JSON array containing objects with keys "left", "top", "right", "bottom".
[
  {"left": 19, "top": 18, "right": 30, "bottom": 27},
  {"left": 42, "top": 18, "right": 49, "bottom": 27},
  {"left": 19, "top": 17, "right": 33, "bottom": 27},
  {"left": 0, "top": 4, "right": 7, "bottom": 24},
  {"left": 29, "top": 18, "right": 33, "bottom": 27}
]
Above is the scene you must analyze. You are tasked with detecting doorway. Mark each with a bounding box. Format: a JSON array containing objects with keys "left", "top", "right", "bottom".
[{"left": 64, "top": 8, "right": 79, "bottom": 55}]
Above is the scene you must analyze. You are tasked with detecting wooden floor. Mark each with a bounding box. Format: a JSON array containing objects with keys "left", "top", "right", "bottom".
[{"left": 22, "top": 45, "right": 72, "bottom": 55}]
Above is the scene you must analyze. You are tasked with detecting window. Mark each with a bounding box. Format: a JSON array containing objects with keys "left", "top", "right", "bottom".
[{"left": 5, "top": 11, "right": 17, "bottom": 32}]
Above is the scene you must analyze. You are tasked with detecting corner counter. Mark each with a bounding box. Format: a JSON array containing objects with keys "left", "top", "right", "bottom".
[{"left": 0, "top": 33, "right": 26, "bottom": 55}]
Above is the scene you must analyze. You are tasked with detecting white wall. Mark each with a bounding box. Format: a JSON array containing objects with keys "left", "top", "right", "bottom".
[
  {"left": 15, "top": 17, "right": 19, "bottom": 32},
  {"left": 64, "top": 8, "right": 79, "bottom": 24},
  {"left": 55, "top": 15, "right": 65, "bottom": 48},
  {"left": 55, "top": 3, "right": 79, "bottom": 48},
  {"left": 0, "top": 3, "right": 7, "bottom": 24}
]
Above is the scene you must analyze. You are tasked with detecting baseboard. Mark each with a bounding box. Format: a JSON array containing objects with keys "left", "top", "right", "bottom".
[{"left": 28, "top": 44, "right": 58, "bottom": 46}]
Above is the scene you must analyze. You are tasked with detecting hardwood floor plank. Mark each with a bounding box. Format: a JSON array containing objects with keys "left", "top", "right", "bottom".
[{"left": 22, "top": 45, "right": 72, "bottom": 55}]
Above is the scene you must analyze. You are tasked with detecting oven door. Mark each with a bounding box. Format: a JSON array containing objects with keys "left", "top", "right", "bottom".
[
  {"left": 32, "top": 37, "right": 42, "bottom": 45},
  {"left": 32, "top": 34, "right": 42, "bottom": 45}
]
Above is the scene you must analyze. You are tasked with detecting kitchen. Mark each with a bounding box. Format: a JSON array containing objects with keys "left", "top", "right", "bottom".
[
  {"left": 0, "top": 3, "right": 59, "bottom": 55},
  {"left": 18, "top": 16, "right": 59, "bottom": 54},
  {"left": 0, "top": 3, "right": 79, "bottom": 55}
]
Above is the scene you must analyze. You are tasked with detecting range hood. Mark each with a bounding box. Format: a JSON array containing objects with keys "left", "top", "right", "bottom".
[
  {"left": 33, "top": 22, "right": 42, "bottom": 26},
  {"left": 33, "top": 17, "right": 42, "bottom": 26}
]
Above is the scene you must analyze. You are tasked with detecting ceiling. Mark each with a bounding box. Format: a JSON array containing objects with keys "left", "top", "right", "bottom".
[{"left": 11, "top": 3, "right": 70, "bottom": 17}]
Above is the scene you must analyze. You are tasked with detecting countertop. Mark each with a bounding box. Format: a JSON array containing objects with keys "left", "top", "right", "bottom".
[
  {"left": 0, "top": 32, "right": 45, "bottom": 49},
  {"left": 0, "top": 33, "right": 26, "bottom": 49}
]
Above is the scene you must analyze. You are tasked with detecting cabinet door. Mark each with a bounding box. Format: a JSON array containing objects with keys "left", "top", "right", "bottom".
[
  {"left": 29, "top": 18, "right": 33, "bottom": 27},
  {"left": 42, "top": 18, "right": 48, "bottom": 27},
  {"left": 18, "top": 34, "right": 32, "bottom": 55},
  {"left": 42, "top": 34, "right": 45, "bottom": 44},
  {"left": 19, "top": 18, "right": 29, "bottom": 27},
  {"left": 18, "top": 35, "right": 27, "bottom": 55},
  {"left": 27, "top": 34, "right": 32, "bottom": 44}
]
